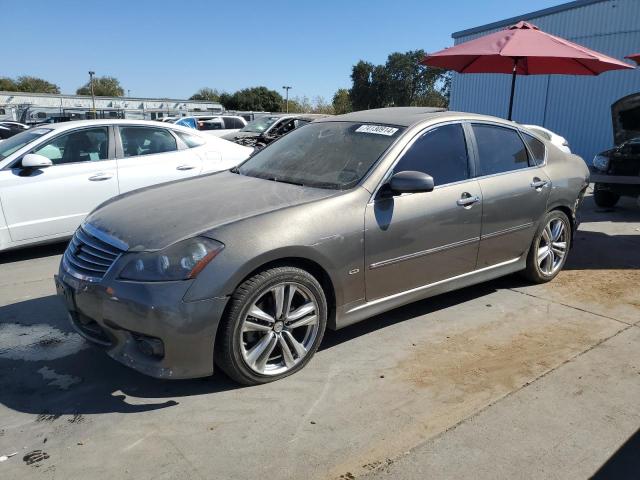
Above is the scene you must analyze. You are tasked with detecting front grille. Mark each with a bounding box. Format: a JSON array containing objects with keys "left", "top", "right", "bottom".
[{"left": 63, "top": 225, "right": 126, "bottom": 282}]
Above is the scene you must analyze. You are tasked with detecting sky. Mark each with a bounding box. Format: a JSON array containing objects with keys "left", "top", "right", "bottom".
[{"left": 3, "top": 0, "right": 564, "bottom": 102}]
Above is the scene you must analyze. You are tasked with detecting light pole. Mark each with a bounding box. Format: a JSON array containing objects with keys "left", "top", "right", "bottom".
[
  {"left": 282, "top": 85, "right": 292, "bottom": 113},
  {"left": 88, "top": 71, "right": 96, "bottom": 118}
]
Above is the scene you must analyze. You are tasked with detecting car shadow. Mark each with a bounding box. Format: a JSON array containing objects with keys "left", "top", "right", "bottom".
[
  {"left": 591, "top": 427, "right": 640, "bottom": 479},
  {"left": 0, "top": 278, "right": 502, "bottom": 418},
  {"left": 0, "top": 240, "right": 68, "bottom": 264}
]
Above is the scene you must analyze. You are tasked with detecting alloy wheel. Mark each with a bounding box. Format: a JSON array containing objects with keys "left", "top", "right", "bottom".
[
  {"left": 240, "top": 282, "right": 320, "bottom": 376},
  {"left": 537, "top": 218, "right": 567, "bottom": 276}
]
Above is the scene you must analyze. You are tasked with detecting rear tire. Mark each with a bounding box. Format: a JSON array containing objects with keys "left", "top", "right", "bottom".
[
  {"left": 216, "top": 266, "right": 327, "bottom": 386},
  {"left": 522, "top": 210, "right": 571, "bottom": 284},
  {"left": 594, "top": 187, "right": 619, "bottom": 208}
]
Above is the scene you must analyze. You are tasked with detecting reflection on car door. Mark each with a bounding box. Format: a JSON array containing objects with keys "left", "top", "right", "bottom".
[
  {"left": 0, "top": 125, "right": 119, "bottom": 241},
  {"left": 115, "top": 126, "right": 203, "bottom": 193},
  {"left": 364, "top": 123, "right": 482, "bottom": 301},
  {"left": 471, "top": 123, "right": 551, "bottom": 268}
]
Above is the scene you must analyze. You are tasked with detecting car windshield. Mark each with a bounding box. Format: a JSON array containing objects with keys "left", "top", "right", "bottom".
[
  {"left": 240, "top": 116, "right": 281, "bottom": 133},
  {"left": 0, "top": 128, "right": 52, "bottom": 160},
  {"left": 237, "top": 121, "right": 405, "bottom": 189}
]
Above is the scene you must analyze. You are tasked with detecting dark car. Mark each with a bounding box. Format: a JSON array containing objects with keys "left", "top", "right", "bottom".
[
  {"left": 222, "top": 113, "right": 330, "bottom": 149},
  {"left": 55, "top": 108, "right": 589, "bottom": 385},
  {"left": 0, "top": 121, "right": 29, "bottom": 140},
  {"left": 590, "top": 93, "right": 640, "bottom": 207}
]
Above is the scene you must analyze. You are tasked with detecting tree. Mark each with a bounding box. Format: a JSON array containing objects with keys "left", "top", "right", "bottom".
[
  {"left": 349, "top": 61, "right": 375, "bottom": 110},
  {"left": 312, "top": 96, "right": 334, "bottom": 114},
  {"left": 221, "top": 86, "right": 283, "bottom": 112},
  {"left": 189, "top": 87, "right": 220, "bottom": 101},
  {"left": 0, "top": 77, "right": 18, "bottom": 91},
  {"left": 0, "top": 76, "right": 60, "bottom": 94},
  {"left": 76, "top": 76, "right": 124, "bottom": 97},
  {"left": 332, "top": 89, "right": 352, "bottom": 114},
  {"left": 348, "top": 51, "right": 449, "bottom": 110}
]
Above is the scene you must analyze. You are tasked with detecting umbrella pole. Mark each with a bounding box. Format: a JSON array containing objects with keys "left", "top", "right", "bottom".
[{"left": 508, "top": 60, "right": 517, "bottom": 121}]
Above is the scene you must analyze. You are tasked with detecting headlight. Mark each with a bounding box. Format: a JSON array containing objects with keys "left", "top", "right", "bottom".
[
  {"left": 119, "top": 237, "right": 224, "bottom": 281},
  {"left": 592, "top": 154, "right": 610, "bottom": 171}
]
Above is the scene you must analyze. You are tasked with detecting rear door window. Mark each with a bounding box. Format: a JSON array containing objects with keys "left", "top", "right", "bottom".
[
  {"left": 472, "top": 124, "right": 530, "bottom": 176},
  {"left": 394, "top": 123, "right": 470, "bottom": 186},
  {"left": 119, "top": 127, "right": 177, "bottom": 157}
]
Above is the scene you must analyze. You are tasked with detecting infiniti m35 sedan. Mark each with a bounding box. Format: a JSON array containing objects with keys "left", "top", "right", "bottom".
[{"left": 55, "top": 108, "right": 589, "bottom": 385}]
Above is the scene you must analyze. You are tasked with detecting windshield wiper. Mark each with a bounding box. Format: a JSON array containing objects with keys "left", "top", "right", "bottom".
[
  {"left": 229, "top": 166, "right": 240, "bottom": 174},
  {"left": 264, "top": 176, "right": 304, "bottom": 187}
]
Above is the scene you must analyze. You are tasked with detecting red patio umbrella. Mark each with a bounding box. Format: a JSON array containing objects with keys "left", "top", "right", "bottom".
[
  {"left": 422, "top": 21, "right": 633, "bottom": 120},
  {"left": 626, "top": 53, "right": 640, "bottom": 65}
]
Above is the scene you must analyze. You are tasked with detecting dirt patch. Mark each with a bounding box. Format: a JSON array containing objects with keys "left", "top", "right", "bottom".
[
  {"left": 397, "top": 315, "right": 604, "bottom": 399},
  {"left": 544, "top": 269, "right": 640, "bottom": 309}
]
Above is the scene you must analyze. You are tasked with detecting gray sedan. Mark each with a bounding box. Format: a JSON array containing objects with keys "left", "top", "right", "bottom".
[{"left": 55, "top": 107, "right": 589, "bottom": 385}]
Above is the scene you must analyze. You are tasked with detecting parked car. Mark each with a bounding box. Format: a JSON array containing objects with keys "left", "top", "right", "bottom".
[
  {"left": 591, "top": 137, "right": 640, "bottom": 207},
  {"left": 174, "top": 115, "right": 247, "bottom": 137},
  {"left": 590, "top": 92, "right": 640, "bottom": 207},
  {"left": 54, "top": 108, "right": 589, "bottom": 385},
  {"left": 222, "top": 113, "right": 330, "bottom": 149},
  {"left": 0, "top": 119, "right": 252, "bottom": 251},
  {"left": 0, "top": 121, "right": 30, "bottom": 140},
  {"left": 523, "top": 125, "right": 571, "bottom": 154}
]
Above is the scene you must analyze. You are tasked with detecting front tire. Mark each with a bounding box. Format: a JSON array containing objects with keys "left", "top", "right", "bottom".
[
  {"left": 523, "top": 210, "right": 571, "bottom": 284},
  {"left": 216, "top": 266, "right": 327, "bottom": 385},
  {"left": 594, "top": 187, "right": 619, "bottom": 208}
]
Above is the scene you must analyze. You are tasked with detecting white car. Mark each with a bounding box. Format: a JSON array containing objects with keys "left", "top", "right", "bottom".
[
  {"left": 523, "top": 125, "right": 571, "bottom": 154},
  {"left": 0, "top": 119, "right": 252, "bottom": 251},
  {"left": 174, "top": 115, "right": 248, "bottom": 137}
]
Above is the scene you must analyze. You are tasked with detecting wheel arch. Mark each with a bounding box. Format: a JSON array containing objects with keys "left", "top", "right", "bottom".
[{"left": 219, "top": 254, "right": 338, "bottom": 331}]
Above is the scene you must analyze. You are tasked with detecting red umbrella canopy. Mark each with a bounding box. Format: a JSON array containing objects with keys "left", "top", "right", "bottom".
[
  {"left": 626, "top": 53, "right": 640, "bottom": 65},
  {"left": 422, "top": 21, "right": 632, "bottom": 75}
]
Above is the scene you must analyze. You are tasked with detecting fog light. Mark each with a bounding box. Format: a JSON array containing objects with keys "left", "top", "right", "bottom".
[{"left": 133, "top": 334, "right": 164, "bottom": 359}]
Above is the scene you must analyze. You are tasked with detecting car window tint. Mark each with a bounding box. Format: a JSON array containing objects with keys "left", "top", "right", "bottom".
[
  {"left": 32, "top": 127, "right": 108, "bottom": 165},
  {"left": 199, "top": 120, "right": 223, "bottom": 130},
  {"left": 394, "top": 123, "right": 469, "bottom": 186},
  {"left": 175, "top": 131, "right": 206, "bottom": 148},
  {"left": 223, "top": 117, "right": 242, "bottom": 129},
  {"left": 473, "top": 124, "right": 530, "bottom": 175},
  {"left": 522, "top": 133, "right": 546, "bottom": 166},
  {"left": 120, "top": 127, "right": 177, "bottom": 157}
]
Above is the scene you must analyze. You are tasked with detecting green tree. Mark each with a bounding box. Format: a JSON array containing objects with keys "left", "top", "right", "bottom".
[
  {"left": 332, "top": 89, "right": 352, "bottom": 114},
  {"left": 312, "top": 96, "right": 334, "bottom": 114},
  {"left": 349, "top": 61, "right": 375, "bottom": 110},
  {"left": 222, "top": 86, "right": 283, "bottom": 112},
  {"left": 189, "top": 87, "right": 220, "bottom": 101},
  {"left": 348, "top": 51, "right": 449, "bottom": 110},
  {"left": 0, "top": 77, "right": 18, "bottom": 91},
  {"left": 8, "top": 76, "right": 60, "bottom": 94},
  {"left": 76, "top": 76, "right": 124, "bottom": 97}
]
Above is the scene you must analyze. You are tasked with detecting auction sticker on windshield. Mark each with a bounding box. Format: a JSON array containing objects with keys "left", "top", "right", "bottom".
[{"left": 355, "top": 125, "right": 399, "bottom": 136}]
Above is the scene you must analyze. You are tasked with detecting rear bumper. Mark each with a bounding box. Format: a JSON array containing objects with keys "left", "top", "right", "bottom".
[
  {"left": 55, "top": 270, "right": 228, "bottom": 379},
  {"left": 590, "top": 168, "right": 640, "bottom": 185}
]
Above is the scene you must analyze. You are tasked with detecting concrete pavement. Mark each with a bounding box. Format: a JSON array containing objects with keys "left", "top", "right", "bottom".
[{"left": 0, "top": 194, "right": 639, "bottom": 479}]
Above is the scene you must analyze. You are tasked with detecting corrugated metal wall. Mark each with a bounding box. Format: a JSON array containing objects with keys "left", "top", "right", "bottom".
[{"left": 449, "top": 0, "right": 640, "bottom": 163}]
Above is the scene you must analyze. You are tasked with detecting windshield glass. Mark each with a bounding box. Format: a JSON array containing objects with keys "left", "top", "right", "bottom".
[
  {"left": 240, "top": 116, "right": 281, "bottom": 133},
  {"left": 237, "top": 121, "right": 404, "bottom": 189},
  {"left": 0, "top": 128, "right": 52, "bottom": 160}
]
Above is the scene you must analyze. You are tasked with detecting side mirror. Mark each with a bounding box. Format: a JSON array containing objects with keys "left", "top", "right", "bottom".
[
  {"left": 22, "top": 154, "right": 53, "bottom": 169},
  {"left": 389, "top": 171, "right": 435, "bottom": 194}
]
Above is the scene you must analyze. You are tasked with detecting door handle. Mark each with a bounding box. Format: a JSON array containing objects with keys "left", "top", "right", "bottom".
[
  {"left": 88, "top": 173, "right": 113, "bottom": 181},
  {"left": 176, "top": 164, "right": 196, "bottom": 171},
  {"left": 530, "top": 178, "right": 549, "bottom": 190},
  {"left": 456, "top": 193, "right": 480, "bottom": 207}
]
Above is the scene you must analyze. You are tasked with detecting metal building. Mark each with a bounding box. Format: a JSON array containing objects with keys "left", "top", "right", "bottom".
[
  {"left": 449, "top": 0, "right": 640, "bottom": 163},
  {"left": 0, "top": 91, "right": 223, "bottom": 123}
]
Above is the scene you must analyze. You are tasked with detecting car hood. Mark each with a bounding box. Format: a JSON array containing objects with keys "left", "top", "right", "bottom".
[
  {"left": 86, "top": 171, "right": 337, "bottom": 251},
  {"left": 222, "top": 131, "right": 261, "bottom": 141}
]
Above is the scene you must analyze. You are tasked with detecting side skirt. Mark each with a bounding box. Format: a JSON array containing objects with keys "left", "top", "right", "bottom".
[{"left": 335, "top": 256, "right": 526, "bottom": 329}]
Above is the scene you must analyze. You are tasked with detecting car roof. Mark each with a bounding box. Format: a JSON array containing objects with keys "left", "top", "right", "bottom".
[
  {"left": 320, "top": 107, "right": 517, "bottom": 128},
  {"left": 34, "top": 119, "right": 197, "bottom": 131}
]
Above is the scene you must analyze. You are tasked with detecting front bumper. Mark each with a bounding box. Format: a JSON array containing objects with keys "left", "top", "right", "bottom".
[
  {"left": 55, "top": 269, "right": 228, "bottom": 379},
  {"left": 589, "top": 167, "right": 640, "bottom": 185}
]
